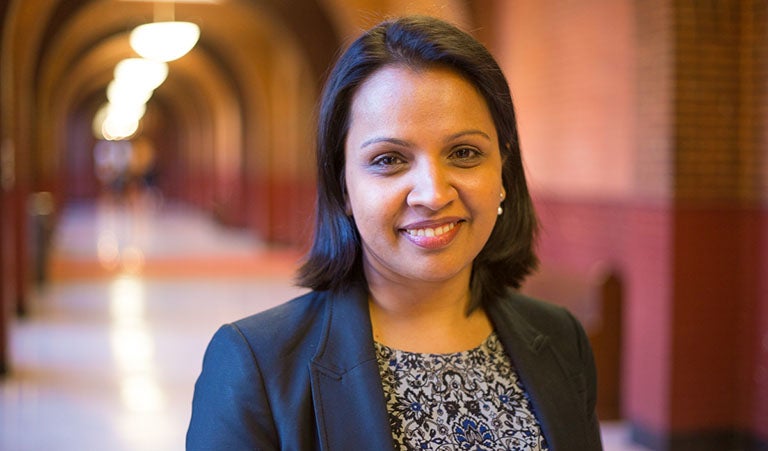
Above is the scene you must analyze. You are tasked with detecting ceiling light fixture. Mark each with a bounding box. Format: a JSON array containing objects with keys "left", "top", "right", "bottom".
[
  {"left": 114, "top": 58, "right": 169, "bottom": 90},
  {"left": 129, "top": 21, "right": 200, "bottom": 62}
]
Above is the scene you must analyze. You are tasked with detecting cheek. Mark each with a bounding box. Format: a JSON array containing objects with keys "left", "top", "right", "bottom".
[
  {"left": 344, "top": 173, "right": 383, "bottom": 223},
  {"left": 345, "top": 179, "right": 404, "bottom": 237},
  {"left": 343, "top": 166, "right": 361, "bottom": 216},
  {"left": 462, "top": 176, "right": 503, "bottom": 212},
  {"left": 343, "top": 171, "right": 362, "bottom": 216}
]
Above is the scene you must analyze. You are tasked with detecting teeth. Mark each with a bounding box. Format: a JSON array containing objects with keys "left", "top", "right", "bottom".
[{"left": 406, "top": 222, "right": 456, "bottom": 237}]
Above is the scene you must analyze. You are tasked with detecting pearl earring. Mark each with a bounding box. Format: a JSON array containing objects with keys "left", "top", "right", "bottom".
[
  {"left": 497, "top": 191, "right": 505, "bottom": 216},
  {"left": 497, "top": 206, "right": 503, "bottom": 216}
]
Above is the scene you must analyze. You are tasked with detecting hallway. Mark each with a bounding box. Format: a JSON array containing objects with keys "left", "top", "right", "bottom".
[
  {"left": 0, "top": 199, "right": 307, "bottom": 450},
  {"left": 0, "top": 199, "right": 646, "bottom": 450},
  {"left": 3, "top": 2, "right": 767, "bottom": 448}
]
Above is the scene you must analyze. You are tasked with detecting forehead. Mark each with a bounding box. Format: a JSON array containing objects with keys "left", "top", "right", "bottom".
[
  {"left": 353, "top": 63, "right": 481, "bottom": 105},
  {"left": 347, "top": 65, "right": 494, "bottom": 137}
]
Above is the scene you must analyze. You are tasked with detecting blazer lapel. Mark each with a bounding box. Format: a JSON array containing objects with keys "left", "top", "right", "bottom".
[
  {"left": 487, "top": 295, "right": 590, "bottom": 451},
  {"left": 309, "top": 285, "right": 394, "bottom": 451}
]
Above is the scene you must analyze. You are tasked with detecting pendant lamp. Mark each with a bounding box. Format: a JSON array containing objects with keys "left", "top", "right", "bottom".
[{"left": 130, "top": 20, "right": 200, "bottom": 62}]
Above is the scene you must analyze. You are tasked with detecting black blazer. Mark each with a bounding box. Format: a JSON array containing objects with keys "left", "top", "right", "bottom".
[{"left": 187, "top": 284, "right": 603, "bottom": 450}]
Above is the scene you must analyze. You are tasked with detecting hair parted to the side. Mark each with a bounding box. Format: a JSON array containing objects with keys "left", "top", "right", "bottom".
[{"left": 296, "top": 15, "right": 539, "bottom": 311}]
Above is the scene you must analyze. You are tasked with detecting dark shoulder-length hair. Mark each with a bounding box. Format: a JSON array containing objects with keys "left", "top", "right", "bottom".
[{"left": 297, "top": 15, "right": 539, "bottom": 310}]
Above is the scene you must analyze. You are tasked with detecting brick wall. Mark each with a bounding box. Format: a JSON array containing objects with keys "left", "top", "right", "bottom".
[
  {"left": 674, "top": 2, "right": 758, "bottom": 205},
  {"left": 489, "top": 0, "right": 767, "bottom": 448},
  {"left": 495, "top": 0, "right": 677, "bottom": 436},
  {"left": 671, "top": 0, "right": 767, "bottom": 441},
  {"left": 495, "top": 0, "right": 638, "bottom": 200},
  {"left": 749, "top": 0, "right": 768, "bottom": 441}
]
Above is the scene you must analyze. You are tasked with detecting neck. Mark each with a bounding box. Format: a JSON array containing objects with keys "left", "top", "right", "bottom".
[
  {"left": 368, "top": 271, "right": 471, "bottom": 316},
  {"left": 365, "top": 269, "right": 492, "bottom": 353}
]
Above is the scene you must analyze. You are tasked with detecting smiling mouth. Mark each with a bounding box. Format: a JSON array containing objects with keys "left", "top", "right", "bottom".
[
  {"left": 404, "top": 222, "right": 457, "bottom": 238},
  {"left": 399, "top": 220, "right": 464, "bottom": 249}
]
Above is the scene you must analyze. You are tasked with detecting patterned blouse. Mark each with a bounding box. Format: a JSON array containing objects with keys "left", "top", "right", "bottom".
[{"left": 374, "top": 332, "right": 549, "bottom": 450}]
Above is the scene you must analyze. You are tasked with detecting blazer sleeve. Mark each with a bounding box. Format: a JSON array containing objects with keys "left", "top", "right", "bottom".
[
  {"left": 566, "top": 308, "right": 603, "bottom": 449},
  {"left": 186, "top": 324, "right": 279, "bottom": 450}
]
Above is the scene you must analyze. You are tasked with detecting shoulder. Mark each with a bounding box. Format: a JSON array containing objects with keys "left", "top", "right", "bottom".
[
  {"left": 189, "top": 290, "right": 332, "bottom": 448},
  {"left": 495, "top": 291, "right": 580, "bottom": 330},
  {"left": 231, "top": 290, "right": 327, "bottom": 336},
  {"left": 489, "top": 290, "right": 591, "bottom": 358},
  {"left": 225, "top": 289, "right": 331, "bottom": 362}
]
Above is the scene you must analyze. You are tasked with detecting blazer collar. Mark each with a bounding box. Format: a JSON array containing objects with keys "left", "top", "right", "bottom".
[
  {"left": 309, "top": 284, "right": 394, "bottom": 451},
  {"left": 486, "top": 293, "right": 590, "bottom": 451},
  {"left": 308, "top": 287, "right": 590, "bottom": 450}
]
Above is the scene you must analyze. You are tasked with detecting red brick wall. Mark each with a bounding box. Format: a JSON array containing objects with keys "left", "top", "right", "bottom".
[
  {"left": 669, "top": 208, "right": 760, "bottom": 432},
  {"left": 674, "top": 3, "right": 757, "bottom": 205},
  {"left": 489, "top": 0, "right": 767, "bottom": 446},
  {"left": 533, "top": 198, "right": 674, "bottom": 432},
  {"left": 494, "top": 0, "right": 676, "bottom": 435},
  {"left": 240, "top": 172, "right": 314, "bottom": 248},
  {"left": 496, "top": 0, "right": 638, "bottom": 200},
  {"left": 754, "top": 0, "right": 768, "bottom": 439},
  {"left": 0, "top": 181, "right": 8, "bottom": 375},
  {"left": 757, "top": 211, "right": 768, "bottom": 441},
  {"left": 670, "top": 0, "right": 767, "bottom": 438}
]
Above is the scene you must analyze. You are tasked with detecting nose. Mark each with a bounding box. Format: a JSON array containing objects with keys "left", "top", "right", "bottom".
[{"left": 406, "top": 159, "right": 457, "bottom": 211}]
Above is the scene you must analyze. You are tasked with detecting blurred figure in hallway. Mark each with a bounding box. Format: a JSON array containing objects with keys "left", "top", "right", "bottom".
[
  {"left": 126, "top": 136, "right": 162, "bottom": 209},
  {"left": 94, "top": 139, "right": 131, "bottom": 201},
  {"left": 94, "top": 137, "right": 162, "bottom": 208}
]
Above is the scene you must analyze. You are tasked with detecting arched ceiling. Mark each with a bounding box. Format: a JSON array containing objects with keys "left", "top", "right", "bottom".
[
  {"left": 0, "top": 0, "right": 476, "bottom": 199},
  {"left": 33, "top": 0, "right": 340, "bottom": 95},
  {"left": 0, "top": 0, "right": 484, "bottom": 240},
  {"left": 0, "top": 0, "right": 348, "bottom": 197}
]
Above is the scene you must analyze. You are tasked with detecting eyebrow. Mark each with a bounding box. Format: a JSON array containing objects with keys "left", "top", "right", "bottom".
[
  {"left": 360, "top": 136, "right": 412, "bottom": 149},
  {"left": 359, "top": 129, "right": 492, "bottom": 149},
  {"left": 448, "top": 129, "right": 492, "bottom": 142}
]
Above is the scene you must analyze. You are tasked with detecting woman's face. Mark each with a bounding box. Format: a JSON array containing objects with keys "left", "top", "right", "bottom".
[{"left": 344, "top": 65, "right": 504, "bottom": 287}]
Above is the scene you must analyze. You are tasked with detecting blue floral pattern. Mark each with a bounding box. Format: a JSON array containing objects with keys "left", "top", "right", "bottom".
[{"left": 375, "top": 333, "right": 548, "bottom": 450}]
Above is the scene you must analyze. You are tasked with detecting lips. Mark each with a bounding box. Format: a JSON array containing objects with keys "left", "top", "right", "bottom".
[
  {"left": 404, "top": 222, "right": 456, "bottom": 238},
  {"left": 400, "top": 220, "right": 463, "bottom": 249}
]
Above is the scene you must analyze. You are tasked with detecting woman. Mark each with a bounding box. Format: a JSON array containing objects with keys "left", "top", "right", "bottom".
[{"left": 187, "top": 16, "right": 602, "bottom": 451}]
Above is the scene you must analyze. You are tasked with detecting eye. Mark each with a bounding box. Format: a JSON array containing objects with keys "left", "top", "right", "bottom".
[
  {"left": 450, "top": 146, "right": 483, "bottom": 167},
  {"left": 369, "top": 153, "right": 407, "bottom": 174},
  {"left": 372, "top": 154, "right": 404, "bottom": 166},
  {"left": 452, "top": 147, "right": 478, "bottom": 159}
]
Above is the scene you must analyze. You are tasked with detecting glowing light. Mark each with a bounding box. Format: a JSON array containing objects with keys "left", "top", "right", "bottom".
[
  {"left": 112, "top": 328, "right": 154, "bottom": 371},
  {"left": 92, "top": 103, "right": 112, "bottom": 140},
  {"left": 120, "top": 375, "right": 165, "bottom": 413},
  {"left": 107, "top": 79, "right": 153, "bottom": 106},
  {"left": 93, "top": 98, "right": 148, "bottom": 141},
  {"left": 110, "top": 275, "right": 145, "bottom": 322},
  {"left": 114, "top": 58, "right": 168, "bottom": 91},
  {"left": 94, "top": 58, "right": 167, "bottom": 140},
  {"left": 108, "top": 275, "right": 165, "bottom": 413},
  {"left": 130, "top": 21, "right": 200, "bottom": 62},
  {"left": 103, "top": 102, "right": 146, "bottom": 140}
]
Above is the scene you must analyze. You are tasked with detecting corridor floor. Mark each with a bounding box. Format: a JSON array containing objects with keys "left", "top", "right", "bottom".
[{"left": 0, "top": 198, "right": 648, "bottom": 450}]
